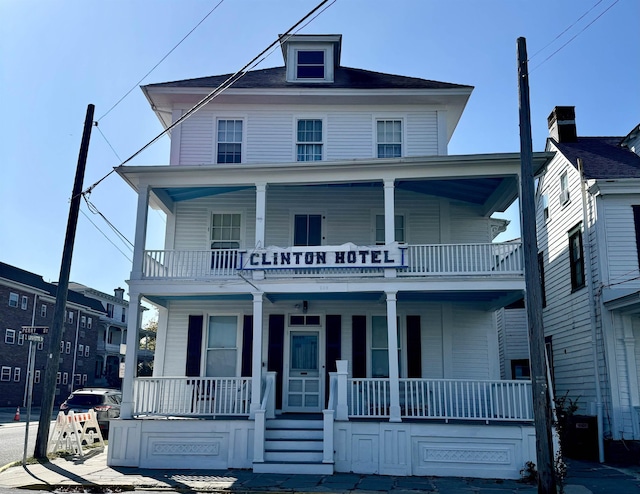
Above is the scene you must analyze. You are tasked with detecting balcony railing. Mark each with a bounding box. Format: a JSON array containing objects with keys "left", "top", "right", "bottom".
[
  {"left": 141, "top": 242, "right": 522, "bottom": 280},
  {"left": 348, "top": 378, "right": 533, "bottom": 421},
  {"left": 132, "top": 377, "right": 252, "bottom": 417}
]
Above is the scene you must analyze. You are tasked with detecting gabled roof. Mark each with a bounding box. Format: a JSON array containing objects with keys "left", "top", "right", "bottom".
[
  {"left": 144, "top": 65, "right": 472, "bottom": 91},
  {"left": 0, "top": 262, "right": 106, "bottom": 314},
  {"left": 549, "top": 136, "right": 640, "bottom": 179}
]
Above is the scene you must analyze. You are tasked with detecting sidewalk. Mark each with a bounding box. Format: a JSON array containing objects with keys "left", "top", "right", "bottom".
[{"left": 0, "top": 446, "right": 639, "bottom": 494}]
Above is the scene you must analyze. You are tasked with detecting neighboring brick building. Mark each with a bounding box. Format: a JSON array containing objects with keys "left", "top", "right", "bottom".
[{"left": 0, "top": 262, "right": 106, "bottom": 407}]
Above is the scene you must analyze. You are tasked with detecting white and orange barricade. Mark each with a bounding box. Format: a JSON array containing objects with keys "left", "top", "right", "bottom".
[{"left": 48, "top": 409, "right": 104, "bottom": 456}]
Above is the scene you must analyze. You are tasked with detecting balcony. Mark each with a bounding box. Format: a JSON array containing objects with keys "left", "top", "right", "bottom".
[{"left": 141, "top": 242, "right": 522, "bottom": 280}]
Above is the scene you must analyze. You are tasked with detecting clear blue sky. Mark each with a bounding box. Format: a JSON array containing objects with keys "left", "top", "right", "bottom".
[{"left": 1, "top": 0, "right": 638, "bottom": 299}]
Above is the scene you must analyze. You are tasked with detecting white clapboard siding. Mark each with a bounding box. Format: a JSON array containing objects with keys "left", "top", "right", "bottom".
[
  {"left": 396, "top": 192, "right": 440, "bottom": 244},
  {"left": 405, "top": 112, "right": 438, "bottom": 157},
  {"left": 449, "top": 202, "right": 491, "bottom": 244},
  {"left": 451, "top": 309, "right": 492, "bottom": 379},
  {"left": 422, "top": 304, "right": 444, "bottom": 378},
  {"left": 179, "top": 111, "right": 214, "bottom": 165},
  {"left": 496, "top": 309, "right": 506, "bottom": 379},
  {"left": 602, "top": 197, "right": 640, "bottom": 288},
  {"left": 176, "top": 105, "right": 442, "bottom": 166}
]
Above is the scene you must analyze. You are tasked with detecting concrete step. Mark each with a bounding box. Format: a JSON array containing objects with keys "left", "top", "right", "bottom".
[
  {"left": 253, "top": 461, "right": 333, "bottom": 475},
  {"left": 264, "top": 450, "right": 324, "bottom": 462},
  {"left": 265, "top": 439, "right": 323, "bottom": 451}
]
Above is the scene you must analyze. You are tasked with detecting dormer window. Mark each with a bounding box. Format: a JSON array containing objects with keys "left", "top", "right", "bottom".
[{"left": 297, "top": 50, "right": 325, "bottom": 79}]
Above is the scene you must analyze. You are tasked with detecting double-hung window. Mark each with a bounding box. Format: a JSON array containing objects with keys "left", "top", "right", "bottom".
[
  {"left": 297, "top": 119, "right": 322, "bottom": 161},
  {"left": 1, "top": 367, "right": 10, "bottom": 381},
  {"left": 294, "top": 214, "right": 322, "bottom": 246},
  {"left": 8, "top": 293, "right": 18, "bottom": 307},
  {"left": 217, "top": 119, "right": 243, "bottom": 163},
  {"left": 21, "top": 296, "right": 28, "bottom": 310},
  {"left": 206, "top": 315, "right": 238, "bottom": 377},
  {"left": 375, "top": 214, "right": 405, "bottom": 245},
  {"left": 377, "top": 120, "right": 402, "bottom": 158},
  {"left": 371, "top": 316, "right": 401, "bottom": 378},
  {"left": 211, "top": 213, "right": 241, "bottom": 270},
  {"left": 5, "top": 329, "right": 16, "bottom": 344},
  {"left": 569, "top": 225, "right": 585, "bottom": 291},
  {"left": 559, "top": 171, "right": 570, "bottom": 205}
]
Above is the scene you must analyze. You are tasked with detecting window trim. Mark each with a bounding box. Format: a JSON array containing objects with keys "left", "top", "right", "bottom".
[
  {"left": 292, "top": 212, "right": 324, "bottom": 247},
  {"left": 559, "top": 171, "right": 570, "bottom": 206},
  {"left": 215, "top": 117, "right": 245, "bottom": 164},
  {"left": 286, "top": 44, "right": 335, "bottom": 83},
  {"left": 9, "top": 292, "right": 19, "bottom": 307},
  {"left": 204, "top": 314, "right": 241, "bottom": 377},
  {"left": 5, "top": 328, "right": 16, "bottom": 344},
  {"left": 210, "top": 211, "right": 243, "bottom": 250},
  {"left": 295, "top": 117, "right": 325, "bottom": 162},
  {"left": 1, "top": 366, "right": 10, "bottom": 382},
  {"left": 568, "top": 225, "right": 585, "bottom": 291},
  {"left": 375, "top": 118, "right": 404, "bottom": 158}
]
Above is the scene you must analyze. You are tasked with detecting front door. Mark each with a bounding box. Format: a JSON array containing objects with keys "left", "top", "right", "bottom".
[{"left": 285, "top": 330, "right": 322, "bottom": 412}]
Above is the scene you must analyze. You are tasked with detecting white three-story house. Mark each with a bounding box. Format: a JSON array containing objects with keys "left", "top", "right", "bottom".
[{"left": 110, "top": 34, "right": 551, "bottom": 479}]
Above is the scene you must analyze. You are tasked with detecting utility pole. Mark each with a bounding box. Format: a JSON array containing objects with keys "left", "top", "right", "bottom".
[
  {"left": 516, "top": 38, "right": 556, "bottom": 493},
  {"left": 34, "top": 104, "right": 95, "bottom": 459}
]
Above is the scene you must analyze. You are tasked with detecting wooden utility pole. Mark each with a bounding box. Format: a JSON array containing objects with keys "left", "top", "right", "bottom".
[
  {"left": 34, "top": 104, "right": 95, "bottom": 459},
  {"left": 516, "top": 38, "right": 557, "bottom": 493}
]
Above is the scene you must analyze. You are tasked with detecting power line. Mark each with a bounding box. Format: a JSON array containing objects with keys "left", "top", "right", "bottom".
[
  {"left": 95, "top": 123, "right": 122, "bottom": 161},
  {"left": 528, "top": 0, "right": 604, "bottom": 61},
  {"left": 530, "top": 0, "right": 620, "bottom": 73},
  {"left": 97, "top": 0, "right": 226, "bottom": 122},
  {"left": 83, "top": 194, "right": 134, "bottom": 249},
  {"left": 79, "top": 206, "right": 133, "bottom": 263},
  {"left": 82, "top": 0, "right": 335, "bottom": 197}
]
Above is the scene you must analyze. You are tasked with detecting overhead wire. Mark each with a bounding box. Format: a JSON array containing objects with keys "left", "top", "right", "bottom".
[
  {"left": 530, "top": 0, "right": 620, "bottom": 73},
  {"left": 96, "top": 0, "right": 227, "bottom": 122},
  {"left": 83, "top": 194, "right": 134, "bottom": 250},
  {"left": 82, "top": 0, "right": 335, "bottom": 197},
  {"left": 79, "top": 206, "right": 133, "bottom": 263}
]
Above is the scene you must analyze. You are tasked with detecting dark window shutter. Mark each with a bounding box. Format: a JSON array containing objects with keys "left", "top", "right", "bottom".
[
  {"left": 633, "top": 206, "right": 640, "bottom": 269},
  {"left": 268, "top": 314, "right": 285, "bottom": 409},
  {"left": 325, "top": 315, "right": 341, "bottom": 406},
  {"left": 241, "top": 315, "right": 253, "bottom": 377},
  {"left": 406, "top": 315, "right": 422, "bottom": 378},
  {"left": 352, "top": 315, "right": 367, "bottom": 378},
  {"left": 186, "top": 315, "right": 203, "bottom": 377}
]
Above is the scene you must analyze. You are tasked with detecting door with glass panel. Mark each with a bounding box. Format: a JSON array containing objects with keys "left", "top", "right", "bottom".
[{"left": 285, "top": 330, "right": 322, "bottom": 412}]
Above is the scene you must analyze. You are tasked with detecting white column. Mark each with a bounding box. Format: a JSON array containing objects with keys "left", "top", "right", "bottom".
[
  {"left": 386, "top": 290, "right": 401, "bottom": 422},
  {"left": 120, "top": 291, "right": 141, "bottom": 419},
  {"left": 250, "top": 292, "right": 264, "bottom": 418},
  {"left": 130, "top": 184, "right": 150, "bottom": 280},
  {"left": 255, "top": 183, "right": 267, "bottom": 248},
  {"left": 335, "top": 360, "right": 349, "bottom": 421},
  {"left": 384, "top": 180, "right": 397, "bottom": 279}
]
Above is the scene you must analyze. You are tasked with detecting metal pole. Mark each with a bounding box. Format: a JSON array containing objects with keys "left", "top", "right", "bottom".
[
  {"left": 517, "top": 37, "right": 557, "bottom": 493},
  {"left": 34, "top": 104, "right": 94, "bottom": 459},
  {"left": 22, "top": 341, "right": 36, "bottom": 466}
]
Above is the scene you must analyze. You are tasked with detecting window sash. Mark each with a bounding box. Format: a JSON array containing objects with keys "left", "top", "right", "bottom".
[
  {"left": 1, "top": 366, "right": 10, "bottom": 381},
  {"left": 297, "top": 120, "right": 322, "bottom": 161},
  {"left": 217, "top": 120, "right": 243, "bottom": 163},
  {"left": 371, "top": 316, "right": 401, "bottom": 378},
  {"left": 377, "top": 120, "right": 402, "bottom": 158},
  {"left": 206, "top": 316, "right": 238, "bottom": 377},
  {"left": 294, "top": 214, "right": 322, "bottom": 246},
  {"left": 5, "top": 329, "right": 15, "bottom": 344},
  {"left": 9, "top": 293, "right": 18, "bottom": 307},
  {"left": 211, "top": 213, "right": 241, "bottom": 248},
  {"left": 569, "top": 229, "right": 585, "bottom": 289},
  {"left": 296, "top": 50, "right": 325, "bottom": 79}
]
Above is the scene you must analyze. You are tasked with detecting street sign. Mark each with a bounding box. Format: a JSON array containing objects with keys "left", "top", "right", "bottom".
[
  {"left": 27, "top": 335, "right": 44, "bottom": 342},
  {"left": 21, "top": 326, "right": 49, "bottom": 335}
]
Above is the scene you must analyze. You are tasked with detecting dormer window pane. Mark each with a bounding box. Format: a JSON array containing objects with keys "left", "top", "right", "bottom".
[{"left": 297, "top": 50, "right": 325, "bottom": 79}]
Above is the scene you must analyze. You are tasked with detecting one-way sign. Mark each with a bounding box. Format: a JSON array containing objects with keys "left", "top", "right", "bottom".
[{"left": 21, "top": 326, "right": 49, "bottom": 335}]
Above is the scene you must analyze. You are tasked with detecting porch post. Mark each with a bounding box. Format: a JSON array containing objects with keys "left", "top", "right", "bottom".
[
  {"left": 336, "top": 360, "right": 349, "bottom": 421},
  {"left": 130, "top": 184, "right": 150, "bottom": 281},
  {"left": 383, "top": 179, "right": 397, "bottom": 278},
  {"left": 386, "top": 290, "right": 401, "bottom": 422},
  {"left": 120, "top": 291, "right": 141, "bottom": 419},
  {"left": 250, "top": 292, "right": 264, "bottom": 418},
  {"left": 255, "top": 183, "right": 267, "bottom": 248}
]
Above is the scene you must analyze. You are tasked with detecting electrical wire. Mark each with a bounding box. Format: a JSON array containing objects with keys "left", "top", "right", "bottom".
[
  {"left": 82, "top": 0, "right": 335, "bottom": 197},
  {"left": 83, "top": 194, "right": 134, "bottom": 249},
  {"left": 95, "top": 123, "right": 122, "bottom": 161},
  {"left": 97, "top": 0, "right": 227, "bottom": 122},
  {"left": 530, "top": 0, "right": 620, "bottom": 73},
  {"left": 528, "top": 0, "right": 604, "bottom": 61},
  {"left": 79, "top": 206, "right": 133, "bottom": 263}
]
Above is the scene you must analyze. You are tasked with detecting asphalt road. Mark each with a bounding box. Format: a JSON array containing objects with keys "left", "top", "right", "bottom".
[{"left": 0, "top": 421, "right": 37, "bottom": 467}]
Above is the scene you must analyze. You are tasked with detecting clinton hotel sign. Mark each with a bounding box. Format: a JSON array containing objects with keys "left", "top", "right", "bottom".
[{"left": 240, "top": 243, "right": 407, "bottom": 270}]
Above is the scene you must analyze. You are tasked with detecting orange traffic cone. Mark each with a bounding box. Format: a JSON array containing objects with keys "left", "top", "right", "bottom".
[{"left": 13, "top": 407, "right": 20, "bottom": 421}]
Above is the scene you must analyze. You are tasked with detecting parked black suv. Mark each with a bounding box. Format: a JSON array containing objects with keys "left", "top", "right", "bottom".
[{"left": 60, "top": 388, "right": 121, "bottom": 437}]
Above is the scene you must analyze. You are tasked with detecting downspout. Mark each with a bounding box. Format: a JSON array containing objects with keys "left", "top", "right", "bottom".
[{"left": 578, "top": 157, "right": 605, "bottom": 463}]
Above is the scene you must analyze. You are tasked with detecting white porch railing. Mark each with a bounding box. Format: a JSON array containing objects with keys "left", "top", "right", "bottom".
[
  {"left": 400, "top": 242, "right": 522, "bottom": 276},
  {"left": 132, "top": 377, "right": 251, "bottom": 417},
  {"left": 348, "top": 378, "right": 533, "bottom": 422},
  {"left": 142, "top": 242, "right": 522, "bottom": 279}
]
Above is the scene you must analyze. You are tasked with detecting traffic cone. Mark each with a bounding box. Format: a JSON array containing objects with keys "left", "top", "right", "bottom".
[{"left": 13, "top": 407, "right": 20, "bottom": 421}]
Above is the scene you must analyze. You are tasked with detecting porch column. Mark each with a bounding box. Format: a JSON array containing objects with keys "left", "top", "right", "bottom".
[
  {"left": 383, "top": 179, "right": 397, "bottom": 279},
  {"left": 250, "top": 292, "right": 264, "bottom": 418},
  {"left": 130, "top": 184, "right": 150, "bottom": 281},
  {"left": 255, "top": 183, "right": 267, "bottom": 248},
  {"left": 623, "top": 316, "right": 640, "bottom": 438},
  {"left": 120, "top": 291, "right": 141, "bottom": 419},
  {"left": 386, "top": 290, "right": 401, "bottom": 422}
]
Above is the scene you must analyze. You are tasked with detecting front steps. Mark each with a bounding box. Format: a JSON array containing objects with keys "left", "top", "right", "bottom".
[{"left": 253, "top": 417, "right": 333, "bottom": 474}]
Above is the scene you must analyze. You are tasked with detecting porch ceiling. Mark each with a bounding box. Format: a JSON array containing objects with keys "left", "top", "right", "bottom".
[
  {"left": 154, "top": 176, "right": 517, "bottom": 210},
  {"left": 144, "top": 290, "right": 523, "bottom": 311}
]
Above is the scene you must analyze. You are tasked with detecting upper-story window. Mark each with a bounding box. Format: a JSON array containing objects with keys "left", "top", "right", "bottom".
[
  {"left": 377, "top": 120, "right": 402, "bottom": 158},
  {"left": 296, "top": 50, "right": 325, "bottom": 79},
  {"left": 211, "top": 213, "right": 241, "bottom": 249},
  {"left": 87, "top": 317, "right": 92, "bottom": 329},
  {"left": 21, "top": 296, "right": 28, "bottom": 310},
  {"left": 541, "top": 194, "right": 550, "bottom": 221},
  {"left": 106, "top": 303, "right": 114, "bottom": 319},
  {"left": 41, "top": 304, "right": 47, "bottom": 317},
  {"left": 81, "top": 316, "right": 86, "bottom": 328},
  {"left": 121, "top": 307, "right": 126, "bottom": 323},
  {"left": 297, "top": 119, "right": 323, "bottom": 161},
  {"left": 217, "top": 119, "right": 243, "bottom": 163},
  {"left": 375, "top": 214, "right": 405, "bottom": 245},
  {"left": 5, "top": 329, "right": 16, "bottom": 344},
  {"left": 568, "top": 225, "right": 585, "bottom": 291},
  {"left": 8, "top": 293, "right": 18, "bottom": 307},
  {"left": 294, "top": 214, "right": 322, "bottom": 246},
  {"left": 559, "top": 171, "right": 570, "bottom": 205}
]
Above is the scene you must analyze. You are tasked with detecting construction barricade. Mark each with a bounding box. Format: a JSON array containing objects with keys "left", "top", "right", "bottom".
[{"left": 48, "top": 409, "right": 104, "bottom": 456}]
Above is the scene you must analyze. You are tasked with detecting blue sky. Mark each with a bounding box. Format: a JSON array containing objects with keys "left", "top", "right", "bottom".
[{"left": 1, "top": 0, "right": 638, "bottom": 300}]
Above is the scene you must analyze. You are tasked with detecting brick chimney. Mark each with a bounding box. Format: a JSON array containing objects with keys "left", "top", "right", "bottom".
[
  {"left": 114, "top": 287, "right": 125, "bottom": 300},
  {"left": 548, "top": 106, "right": 577, "bottom": 143}
]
